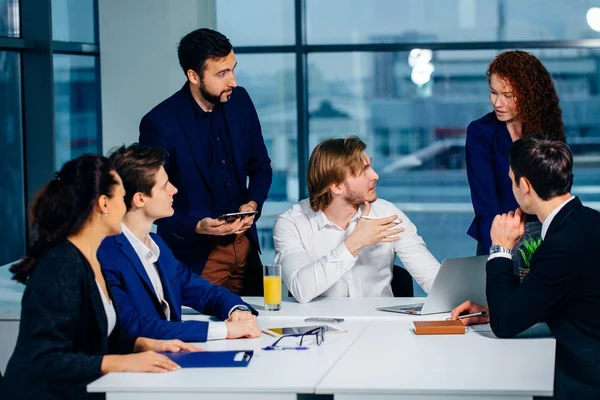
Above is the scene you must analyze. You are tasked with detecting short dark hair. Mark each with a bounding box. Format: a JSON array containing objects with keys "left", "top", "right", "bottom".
[
  {"left": 108, "top": 144, "right": 166, "bottom": 210},
  {"left": 509, "top": 136, "right": 573, "bottom": 201},
  {"left": 177, "top": 28, "right": 232, "bottom": 78}
]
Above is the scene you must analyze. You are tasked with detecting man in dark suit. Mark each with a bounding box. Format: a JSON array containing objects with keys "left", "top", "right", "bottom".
[
  {"left": 451, "top": 136, "right": 600, "bottom": 398},
  {"left": 139, "top": 28, "right": 272, "bottom": 295},
  {"left": 98, "top": 144, "right": 262, "bottom": 343}
]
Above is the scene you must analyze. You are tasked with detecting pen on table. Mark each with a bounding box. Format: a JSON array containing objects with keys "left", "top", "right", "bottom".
[
  {"left": 304, "top": 317, "right": 344, "bottom": 323},
  {"left": 263, "top": 346, "right": 309, "bottom": 351},
  {"left": 446, "top": 311, "right": 487, "bottom": 320}
]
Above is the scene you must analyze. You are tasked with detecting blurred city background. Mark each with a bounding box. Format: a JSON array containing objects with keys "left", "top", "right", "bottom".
[{"left": 2, "top": 0, "right": 600, "bottom": 295}]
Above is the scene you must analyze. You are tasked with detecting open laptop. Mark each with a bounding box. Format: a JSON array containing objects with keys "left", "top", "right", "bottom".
[{"left": 377, "top": 255, "right": 488, "bottom": 315}]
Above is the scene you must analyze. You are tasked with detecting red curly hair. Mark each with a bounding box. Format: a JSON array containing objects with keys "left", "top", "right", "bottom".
[{"left": 487, "top": 50, "right": 565, "bottom": 141}]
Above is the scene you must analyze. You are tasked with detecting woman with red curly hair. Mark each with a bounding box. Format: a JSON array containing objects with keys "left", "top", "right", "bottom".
[{"left": 466, "top": 50, "right": 565, "bottom": 269}]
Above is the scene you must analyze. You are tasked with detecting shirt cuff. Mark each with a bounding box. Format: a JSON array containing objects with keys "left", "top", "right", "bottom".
[
  {"left": 338, "top": 241, "right": 359, "bottom": 262},
  {"left": 228, "top": 305, "right": 247, "bottom": 317},
  {"left": 488, "top": 252, "right": 512, "bottom": 261},
  {"left": 207, "top": 322, "right": 228, "bottom": 341}
]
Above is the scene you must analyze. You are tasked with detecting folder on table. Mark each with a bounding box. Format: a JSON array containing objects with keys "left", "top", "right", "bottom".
[
  {"left": 161, "top": 350, "right": 254, "bottom": 368},
  {"left": 413, "top": 320, "right": 465, "bottom": 335}
]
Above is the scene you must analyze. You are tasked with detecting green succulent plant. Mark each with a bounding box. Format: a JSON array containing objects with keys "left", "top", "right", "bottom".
[{"left": 518, "top": 236, "right": 543, "bottom": 269}]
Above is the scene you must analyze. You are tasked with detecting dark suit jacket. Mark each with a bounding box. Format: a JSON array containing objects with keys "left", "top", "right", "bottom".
[
  {"left": 98, "top": 233, "right": 257, "bottom": 342},
  {"left": 486, "top": 197, "right": 600, "bottom": 399},
  {"left": 139, "top": 84, "right": 272, "bottom": 274},
  {"left": 466, "top": 112, "right": 520, "bottom": 250},
  {"left": 0, "top": 241, "right": 136, "bottom": 400}
]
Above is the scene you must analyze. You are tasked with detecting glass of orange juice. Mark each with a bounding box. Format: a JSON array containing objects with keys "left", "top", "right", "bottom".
[{"left": 263, "top": 264, "right": 282, "bottom": 311}]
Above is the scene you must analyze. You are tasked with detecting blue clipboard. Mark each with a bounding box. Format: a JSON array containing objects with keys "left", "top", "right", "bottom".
[{"left": 161, "top": 350, "right": 254, "bottom": 368}]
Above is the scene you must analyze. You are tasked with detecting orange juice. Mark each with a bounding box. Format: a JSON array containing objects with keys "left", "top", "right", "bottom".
[{"left": 263, "top": 275, "right": 282, "bottom": 309}]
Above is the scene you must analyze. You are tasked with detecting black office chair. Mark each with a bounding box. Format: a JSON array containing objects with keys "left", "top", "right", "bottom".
[
  {"left": 391, "top": 265, "right": 414, "bottom": 297},
  {"left": 241, "top": 249, "right": 265, "bottom": 296}
]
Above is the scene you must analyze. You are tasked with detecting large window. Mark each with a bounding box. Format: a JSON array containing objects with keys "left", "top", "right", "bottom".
[
  {"left": 0, "top": 0, "right": 19, "bottom": 37},
  {"left": 0, "top": 0, "right": 100, "bottom": 264},
  {"left": 306, "top": 0, "right": 600, "bottom": 44},
  {"left": 217, "top": 1, "right": 600, "bottom": 295},
  {"left": 235, "top": 53, "right": 297, "bottom": 264},
  {"left": 54, "top": 54, "right": 100, "bottom": 168},
  {"left": 308, "top": 48, "right": 600, "bottom": 265},
  {"left": 52, "top": 0, "right": 96, "bottom": 43},
  {"left": 0, "top": 51, "right": 24, "bottom": 265},
  {"left": 216, "top": 0, "right": 294, "bottom": 46}
]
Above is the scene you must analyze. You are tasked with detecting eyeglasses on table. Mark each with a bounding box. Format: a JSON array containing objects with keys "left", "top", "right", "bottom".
[{"left": 263, "top": 326, "right": 325, "bottom": 351}]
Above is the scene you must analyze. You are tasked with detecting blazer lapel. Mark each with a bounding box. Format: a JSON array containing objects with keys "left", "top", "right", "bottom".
[
  {"left": 155, "top": 259, "right": 181, "bottom": 321},
  {"left": 545, "top": 197, "right": 582, "bottom": 238},
  {"left": 174, "top": 84, "right": 213, "bottom": 191},
  {"left": 83, "top": 259, "right": 108, "bottom": 339},
  {"left": 114, "top": 234, "right": 159, "bottom": 300}
]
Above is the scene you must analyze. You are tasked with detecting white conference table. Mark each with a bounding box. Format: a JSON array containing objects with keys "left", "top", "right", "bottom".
[
  {"left": 316, "top": 319, "right": 556, "bottom": 400},
  {"left": 87, "top": 297, "right": 556, "bottom": 400}
]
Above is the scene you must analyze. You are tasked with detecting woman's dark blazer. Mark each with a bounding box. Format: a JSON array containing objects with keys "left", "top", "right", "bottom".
[
  {"left": 466, "top": 112, "right": 519, "bottom": 250},
  {"left": 0, "top": 241, "right": 136, "bottom": 400}
]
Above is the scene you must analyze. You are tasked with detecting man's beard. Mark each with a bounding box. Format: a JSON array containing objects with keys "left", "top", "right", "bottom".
[
  {"left": 199, "top": 79, "right": 229, "bottom": 105},
  {"left": 342, "top": 182, "right": 377, "bottom": 206}
]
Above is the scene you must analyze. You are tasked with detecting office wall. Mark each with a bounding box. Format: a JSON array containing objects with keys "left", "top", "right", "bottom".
[{"left": 98, "top": 0, "right": 216, "bottom": 153}]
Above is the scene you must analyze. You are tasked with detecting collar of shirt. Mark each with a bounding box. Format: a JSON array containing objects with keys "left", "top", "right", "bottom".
[
  {"left": 121, "top": 223, "right": 160, "bottom": 263},
  {"left": 541, "top": 196, "right": 575, "bottom": 240},
  {"left": 314, "top": 205, "right": 362, "bottom": 231}
]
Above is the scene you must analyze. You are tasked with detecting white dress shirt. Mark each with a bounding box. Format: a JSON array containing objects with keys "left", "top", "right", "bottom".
[
  {"left": 273, "top": 199, "right": 441, "bottom": 303},
  {"left": 95, "top": 280, "right": 116, "bottom": 337},
  {"left": 488, "top": 196, "right": 575, "bottom": 261},
  {"left": 121, "top": 224, "right": 228, "bottom": 340}
]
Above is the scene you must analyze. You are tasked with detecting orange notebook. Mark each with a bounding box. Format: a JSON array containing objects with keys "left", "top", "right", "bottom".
[{"left": 413, "top": 320, "right": 465, "bottom": 335}]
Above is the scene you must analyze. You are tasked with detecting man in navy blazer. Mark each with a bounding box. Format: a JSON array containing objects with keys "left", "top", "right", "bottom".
[
  {"left": 139, "top": 28, "right": 272, "bottom": 296},
  {"left": 452, "top": 137, "right": 600, "bottom": 399},
  {"left": 98, "top": 144, "right": 262, "bottom": 342}
]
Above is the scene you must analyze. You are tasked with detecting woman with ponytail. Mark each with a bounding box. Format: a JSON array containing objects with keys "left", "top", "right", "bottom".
[{"left": 1, "top": 154, "right": 200, "bottom": 400}]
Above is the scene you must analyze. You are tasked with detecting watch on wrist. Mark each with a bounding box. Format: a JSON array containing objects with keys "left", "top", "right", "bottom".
[
  {"left": 489, "top": 244, "right": 513, "bottom": 256},
  {"left": 231, "top": 305, "right": 251, "bottom": 313}
]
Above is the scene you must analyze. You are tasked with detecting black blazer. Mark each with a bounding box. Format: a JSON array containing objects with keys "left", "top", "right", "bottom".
[
  {"left": 0, "top": 241, "right": 136, "bottom": 400},
  {"left": 486, "top": 197, "right": 600, "bottom": 399},
  {"left": 139, "top": 84, "right": 272, "bottom": 275}
]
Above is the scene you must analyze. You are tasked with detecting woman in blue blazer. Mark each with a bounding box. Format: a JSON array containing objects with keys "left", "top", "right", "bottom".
[
  {"left": 1, "top": 155, "right": 198, "bottom": 400},
  {"left": 466, "top": 50, "right": 565, "bottom": 268}
]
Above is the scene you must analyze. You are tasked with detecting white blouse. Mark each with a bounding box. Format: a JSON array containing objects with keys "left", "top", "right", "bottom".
[{"left": 95, "top": 280, "right": 116, "bottom": 336}]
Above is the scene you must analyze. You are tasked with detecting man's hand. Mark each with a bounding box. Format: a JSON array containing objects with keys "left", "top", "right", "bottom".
[
  {"left": 344, "top": 201, "right": 404, "bottom": 256},
  {"left": 196, "top": 216, "right": 245, "bottom": 236},
  {"left": 225, "top": 319, "right": 262, "bottom": 339},
  {"left": 490, "top": 208, "right": 526, "bottom": 250},
  {"left": 227, "top": 311, "right": 257, "bottom": 322},
  {"left": 234, "top": 201, "right": 258, "bottom": 235},
  {"left": 450, "top": 301, "right": 490, "bottom": 326},
  {"left": 135, "top": 337, "right": 203, "bottom": 353}
]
